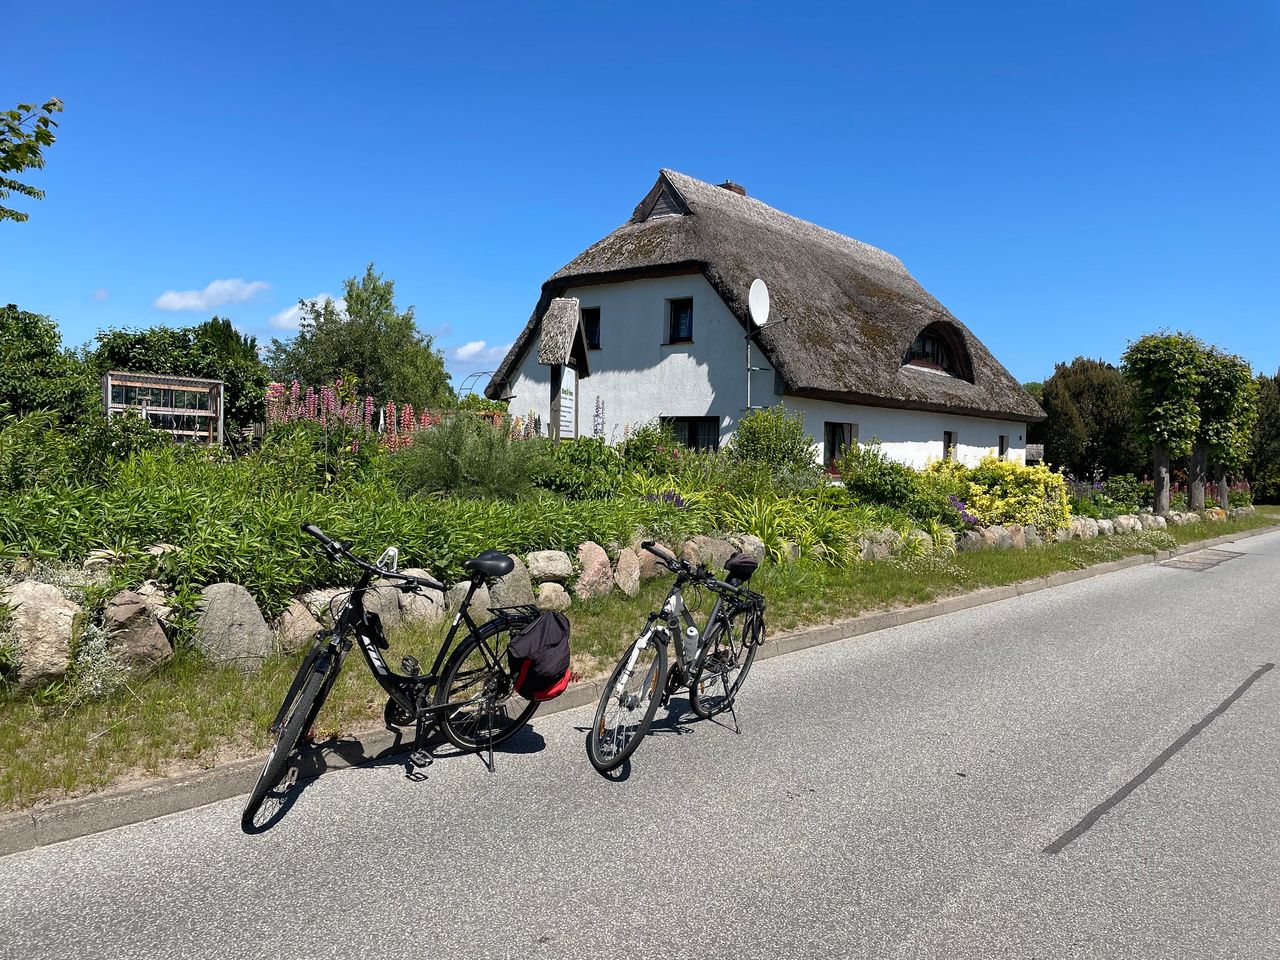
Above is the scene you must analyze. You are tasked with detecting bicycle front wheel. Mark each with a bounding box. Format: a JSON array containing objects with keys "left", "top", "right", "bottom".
[
  {"left": 242, "top": 653, "right": 335, "bottom": 828},
  {"left": 587, "top": 633, "right": 667, "bottom": 773},
  {"left": 689, "top": 606, "right": 762, "bottom": 719},
  {"left": 436, "top": 624, "right": 539, "bottom": 752}
]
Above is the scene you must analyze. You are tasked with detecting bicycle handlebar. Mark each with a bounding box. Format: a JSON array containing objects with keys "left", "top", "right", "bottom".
[{"left": 301, "top": 523, "right": 446, "bottom": 593}]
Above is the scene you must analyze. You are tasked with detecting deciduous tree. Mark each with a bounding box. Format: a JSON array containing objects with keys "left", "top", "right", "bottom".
[
  {"left": 1037, "top": 358, "right": 1144, "bottom": 480},
  {"left": 266, "top": 264, "right": 454, "bottom": 409},
  {"left": 1, "top": 99, "right": 63, "bottom": 223}
]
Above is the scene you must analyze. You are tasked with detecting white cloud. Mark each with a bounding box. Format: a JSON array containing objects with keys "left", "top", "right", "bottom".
[
  {"left": 453, "top": 340, "right": 511, "bottom": 363},
  {"left": 154, "top": 278, "right": 270, "bottom": 311},
  {"left": 268, "top": 294, "right": 345, "bottom": 331},
  {"left": 91, "top": 288, "right": 109, "bottom": 302}
]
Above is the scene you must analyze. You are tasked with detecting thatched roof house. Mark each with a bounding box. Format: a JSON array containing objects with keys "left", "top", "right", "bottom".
[{"left": 489, "top": 169, "right": 1044, "bottom": 464}]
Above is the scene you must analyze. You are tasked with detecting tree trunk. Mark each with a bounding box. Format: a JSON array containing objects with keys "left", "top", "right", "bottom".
[
  {"left": 1189, "top": 442, "right": 1208, "bottom": 511},
  {"left": 1216, "top": 469, "right": 1229, "bottom": 509},
  {"left": 1153, "top": 446, "right": 1171, "bottom": 515}
]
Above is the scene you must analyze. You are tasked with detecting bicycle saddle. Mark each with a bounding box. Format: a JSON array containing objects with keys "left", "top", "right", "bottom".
[
  {"left": 463, "top": 550, "right": 515, "bottom": 579},
  {"left": 724, "top": 552, "right": 759, "bottom": 584}
]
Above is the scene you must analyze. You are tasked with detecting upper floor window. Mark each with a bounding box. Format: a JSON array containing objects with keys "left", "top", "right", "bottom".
[
  {"left": 908, "top": 332, "right": 956, "bottom": 373},
  {"left": 582, "top": 307, "right": 601, "bottom": 350},
  {"left": 667, "top": 298, "right": 693, "bottom": 344}
]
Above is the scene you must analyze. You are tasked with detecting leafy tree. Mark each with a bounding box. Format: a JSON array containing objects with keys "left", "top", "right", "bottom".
[
  {"left": 1, "top": 99, "right": 63, "bottom": 223},
  {"left": 1038, "top": 358, "right": 1144, "bottom": 479},
  {"left": 1247, "top": 371, "right": 1280, "bottom": 503},
  {"left": 1121, "top": 332, "right": 1205, "bottom": 513},
  {"left": 0, "top": 304, "right": 92, "bottom": 419},
  {"left": 89, "top": 318, "right": 269, "bottom": 430},
  {"left": 266, "top": 264, "right": 454, "bottom": 408},
  {"left": 1194, "top": 348, "right": 1257, "bottom": 507}
]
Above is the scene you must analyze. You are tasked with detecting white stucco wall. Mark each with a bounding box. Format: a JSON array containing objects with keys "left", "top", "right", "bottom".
[
  {"left": 507, "top": 273, "right": 756, "bottom": 444},
  {"left": 504, "top": 273, "right": 1028, "bottom": 468}
]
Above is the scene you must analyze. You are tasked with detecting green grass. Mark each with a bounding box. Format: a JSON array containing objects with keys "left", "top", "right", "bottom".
[{"left": 1, "top": 508, "right": 1276, "bottom": 811}]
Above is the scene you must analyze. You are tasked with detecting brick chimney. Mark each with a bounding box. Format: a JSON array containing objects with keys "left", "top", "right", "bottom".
[{"left": 717, "top": 180, "right": 747, "bottom": 197}]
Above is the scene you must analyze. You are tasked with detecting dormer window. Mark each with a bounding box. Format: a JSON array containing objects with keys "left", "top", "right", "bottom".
[
  {"left": 903, "top": 322, "right": 973, "bottom": 381},
  {"left": 908, "top": 332, "right": 955, "bottom": 373}
]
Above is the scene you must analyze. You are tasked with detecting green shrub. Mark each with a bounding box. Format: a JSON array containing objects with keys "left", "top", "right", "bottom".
[
  {"left": 839, "top": 440, "right": 919, "bottom": 510},
  {"left": 387, "top": 415, "right": 551, "bottom": 500},
  {"left": 1101, "top": 474, "right": 1146, "bottom": 513},
  {"left": 0, "top": 410, "right": 166, "bottom": 493},
  {"left": 618, "top": 420, "right": 681, "bottom": 476},
  {"left": 724, "top": 405, "right": 816, "bottom": 472},
  {"left": 541, "top": 436, "right": 623, "bottom": 499}
]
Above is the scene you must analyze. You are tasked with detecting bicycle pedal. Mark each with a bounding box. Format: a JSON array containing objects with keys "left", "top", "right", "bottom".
[
  {"left": 408, "top": 748, "right": 434, "bottom": 769},
  {"left": 400, "top": 655, "right": 420, "bottom": 676}
]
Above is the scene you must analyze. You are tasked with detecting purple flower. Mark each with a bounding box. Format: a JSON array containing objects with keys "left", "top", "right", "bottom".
[{"left": 948, "top": 494, "right": 979, "bottom": 526}]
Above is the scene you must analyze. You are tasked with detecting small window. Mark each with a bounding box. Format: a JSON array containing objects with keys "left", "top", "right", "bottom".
[
  {"left": 667, "top": 298, "right": 693, "bottom": 344},
  {"left": 824, "top": 422, "right": 858, "bottom": 468},
  {"left": 943, "top": 430, "right": 957, "bottom": 460},
  {"left": 998, "top": 434, "right": 1009, "bottom": 459},
  {"left": 582, "top": 307, "right": 601, "bottom": 350},
  {"left": 662, "top": 415, "right": 719, "bottom": 451}
]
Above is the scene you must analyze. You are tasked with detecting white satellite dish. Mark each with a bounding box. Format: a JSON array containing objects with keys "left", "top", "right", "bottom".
[{"left": 748, "top": 278, "right": 770, "bottom": 328}]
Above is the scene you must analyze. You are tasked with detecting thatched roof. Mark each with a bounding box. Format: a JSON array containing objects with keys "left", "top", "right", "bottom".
[{"left": 488, "top": 169, "right": 1044, "bottom": 423}]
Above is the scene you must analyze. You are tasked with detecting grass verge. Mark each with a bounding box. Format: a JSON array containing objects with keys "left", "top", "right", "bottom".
[{"left": 2, "top": 508, "right": 1276, "bottom": 811}]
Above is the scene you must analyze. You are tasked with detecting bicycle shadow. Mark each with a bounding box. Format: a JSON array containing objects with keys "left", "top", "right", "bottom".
[
  {"left": 241, "top": 724, "right": 548, "bottom": 833},
  {"left": 578, "top": 694, "right": 740, "bottom": 783}
]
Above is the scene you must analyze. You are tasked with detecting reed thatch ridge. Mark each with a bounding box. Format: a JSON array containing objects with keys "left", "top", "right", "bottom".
[{"left": 488, "top": 169, "right": 1045, "bottom": 423}]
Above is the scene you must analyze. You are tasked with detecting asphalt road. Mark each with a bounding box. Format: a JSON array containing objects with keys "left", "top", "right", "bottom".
[{"left": 3, "top": 531, "right": 1278, "bottom": 960}]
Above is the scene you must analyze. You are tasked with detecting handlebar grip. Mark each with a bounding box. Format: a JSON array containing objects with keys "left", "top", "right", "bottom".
[{"left": 301, "top": 523, "right": 334, "bottom": 546}]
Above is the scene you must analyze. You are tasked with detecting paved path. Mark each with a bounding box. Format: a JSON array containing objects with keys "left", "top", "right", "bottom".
[{"left": 3, "top": 531, "right": 1279, "bottom": 959}]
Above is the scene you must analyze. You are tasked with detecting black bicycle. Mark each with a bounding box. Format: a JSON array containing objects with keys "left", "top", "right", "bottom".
[
  {"left": 586, "top": 541, "right": 766, "bottom": 773},
  {"left": 242, "top": 523, "right": 543, "bottom": 828}
]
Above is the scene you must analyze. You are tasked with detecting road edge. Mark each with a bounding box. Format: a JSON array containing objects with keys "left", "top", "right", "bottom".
[{"left": 3, "top": 522, "right": 1277, "bottom": 858}]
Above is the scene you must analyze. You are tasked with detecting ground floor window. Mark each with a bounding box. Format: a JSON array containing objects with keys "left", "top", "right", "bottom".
[
  {"left": 998, "top": 434, "right": 1009, "bottom": 459},
  {"left": 823, "top": 421, "right": 858, "bottom": 468},
  {"left": 943, "top": 430, "right": 957, "bottom": 460},
  {"left": 662, "top": 416, "right": 719, "bottom": 451}
]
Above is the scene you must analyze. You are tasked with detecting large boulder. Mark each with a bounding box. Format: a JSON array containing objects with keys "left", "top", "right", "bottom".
[
  {"left": 614, "top": 547, "right": 642, "bottom": 598},
  {"left": 1113, "top": 515, "right": 1141, "bottom": 534},
  {"left": 536, "top": 582, "right": 571, "bottom": 612},
  {"left": 83, "top": 548, "right": 123, "bottom": 575},
  {"left": 364, "top": 580, "right": 403, "bottom": 634},
  {"left": 637, "top": 543, "right": 673, "bottom": 580},
  {"left": 1023, "top": 524, "right": 1043, "bottom": 547},
  {"left": 398, "top": 567, "right": 446, "bottom": 626},
  {"left": 1068, "top": 517, "right": 1099, "bottom": 540},
  {"left": 196, "top": 583, "right": 273, "bottom": 671},
  {"left": 104, "top": 590, "right": 172, "bottom": 670},
  {"left": 982, "top": 525, "right": 1015, "bottom": 550},
  {"left": 957, "top": 530, "right": 987, "bottom": 553},
  {"left": 2, "top": 581, "right": 79, "bottom": 688},
  {"left": 1095, "top": 518, "right": 1115, "bottom": 537},
  {"left": 1005, "top": 524, "right": 1027, "bottom": 549},
  {"left": 446, "top": 581, "right": 491, "bottom": 620},
  {"left": 728, "top": 534, "right": 766, "bottom": 564},
  {"left": 575, "top": 541, "right": 613, "bottom": 601},
  {"left": 276, "top": 599, "right": 323, "bottom": 653},
  {"left": 490, "top": 556, "right": 535, "bottom": 609},
  {"left": 1202, "top": 507, "right": 1228, "bottom": 523},
  {"left": 686, "top": 535, "right": 736, "bottom": 570},
  {"left": 526, "top": 550, "right": 573, "bottom": 583},
  {"left": 1139, "top": 513, "right": 1167, "bottom": 530}
]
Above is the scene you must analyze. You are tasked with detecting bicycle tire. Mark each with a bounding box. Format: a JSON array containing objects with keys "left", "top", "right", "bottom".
[
  {"left": 241, "top": 655, "right": 333, "bottom": 828},
  {"left": 436, "top": 623, "right": 539, "bottom": 753},
  {"left": 689, "top": 605, "right": 762, "bottom": 719},
  {"left": 587, "top": 633, "right": 667, "bottom": 773}
]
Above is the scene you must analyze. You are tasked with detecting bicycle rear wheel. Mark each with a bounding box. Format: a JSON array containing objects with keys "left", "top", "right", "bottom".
[
  {"left": 436, "top": 622, "right": 539, "bottom": 752},
  {"left": 242, "top": 651, "right": 336, "bottom": 828},
  {"left": 587, "top": 633, "right": 667, "bottom": 773},
  {"left": 689, "top": 606, "right": 762, "bottom": 719}
]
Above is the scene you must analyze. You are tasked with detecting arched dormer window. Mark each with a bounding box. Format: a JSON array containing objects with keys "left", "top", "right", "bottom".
[{"left": 904, "top": 322, "right": 973, "bottom": 381}]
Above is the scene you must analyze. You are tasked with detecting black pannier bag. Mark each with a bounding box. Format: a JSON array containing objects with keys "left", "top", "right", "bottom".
[{"left": 507, "top": 611, "right": 572, "bottom": 701}]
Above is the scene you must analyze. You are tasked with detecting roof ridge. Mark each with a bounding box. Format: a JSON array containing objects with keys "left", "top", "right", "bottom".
[{"left": 658, "top": 168, "right": 908, "bottom": 275}]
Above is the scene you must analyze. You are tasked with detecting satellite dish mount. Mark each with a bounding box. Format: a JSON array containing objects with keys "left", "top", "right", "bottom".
[{"left": 745, "top": 278, "right": 771, "bottom": 411}]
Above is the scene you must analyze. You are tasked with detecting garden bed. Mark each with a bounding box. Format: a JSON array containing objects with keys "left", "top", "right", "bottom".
[{"left": 2, "top": 507, "right": 1275, "bottom": 812}]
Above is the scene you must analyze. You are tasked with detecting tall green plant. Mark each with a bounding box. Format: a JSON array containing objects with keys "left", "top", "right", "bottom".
[{"left": 724, "top": 405, "right": 816, "bottom": 471}]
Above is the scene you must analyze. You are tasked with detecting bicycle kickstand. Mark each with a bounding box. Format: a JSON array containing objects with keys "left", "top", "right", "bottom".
[{"left": 408, "top": 714, "right": 434, "bottom": 770}]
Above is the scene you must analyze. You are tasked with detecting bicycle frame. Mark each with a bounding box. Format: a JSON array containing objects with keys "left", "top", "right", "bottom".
[{"left": 614, "top": 576, "right": 729, "bottom": 699}]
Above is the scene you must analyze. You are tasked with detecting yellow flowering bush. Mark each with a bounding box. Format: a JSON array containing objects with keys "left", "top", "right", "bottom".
[{"left": 924, "top": 455, "right": 1072, "bottom": 530}]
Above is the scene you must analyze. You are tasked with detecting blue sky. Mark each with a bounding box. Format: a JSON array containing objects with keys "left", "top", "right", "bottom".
[{"left": 3, "top": 0, "right": 1277, "bottom": 390}]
